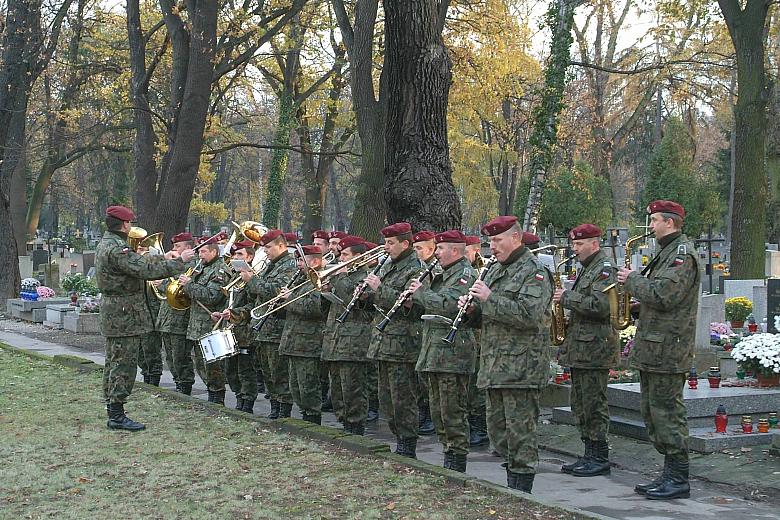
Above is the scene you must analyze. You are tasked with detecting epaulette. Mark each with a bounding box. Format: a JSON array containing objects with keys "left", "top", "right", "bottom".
[
  {"left": 677, "top": 244, "right": 687, "bottom": 255},
  {"left": 599, "top": 262, "right": 612, "bottom": 280}
]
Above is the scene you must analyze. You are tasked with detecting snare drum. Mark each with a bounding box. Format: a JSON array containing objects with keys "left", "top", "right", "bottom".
[{"left": 198, "top": 329, "right": 238, "bottom": 363}]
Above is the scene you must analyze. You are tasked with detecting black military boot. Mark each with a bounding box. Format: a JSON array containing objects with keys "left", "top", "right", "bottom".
[
  {"left": 321, "top": 387, "right": 333, "bottom": 413},
  {"left": 142, "top": 374, "right": 151, "bottom": 384},
  {"left": 107, "top": 403, "right": 146, "bottom": 431},
  {"left": 267, "top": 400, "right": 281, "bottom": 419},
  {"left": 645, "top": 456, "right": 690, "bottom": 500},
  {"left": 149, "top": 375, "right": 161, "bottom": 387},
  {"left": 573, "top": 440, "right": 610, "bottom": 477},
  {"left": 561, "top": 439, "right": 589, "bottom": 473},
  {"left": 513, "top": 473, "right": 534, "bottom": 493},
  {"left": 396, "top": 437, "right": 417, "bottom": 458},
  {"left": 235, "top": 396, "right": 245, "bottom": 411},
  {"left": 351, "top": 422, "right": 365, "bottom": 436},
  {"left": 469, "top": 413, "right": 489, "bottom": 447},
  {"left": 279, "top": 402, "right": 293, "bottom": 418},
  {"left": 242, "top": 399, "right": 255, "bottom": 414},
  {"left": 174, "top": 383, "right": 181, "bottom": 393},
  {"left": 302, "top": 413, "right": 322, "bottom": 425},
  {"left": 450, "top": 453, "right": 467, "bottom": 473},
  {"left": 343, "top": 422, "right": 353, "bottom": 434},
  {"left": 179, "top": 383, "right": 192, "bottom": 396},
  {"left": 635, "top": 456, "right": 670, "bottom": 495},
  {"left": 443, "top": 451, "right": 453, "bottom": 469},
  {"left": 256, "top": 371, "right": 265, "bottom": 394},
  {"left": 418, "top": 404, "right": 435, "bottom": 436},
  {"left": 208, "top": 390, "right": 225, "bottom": 406},
  {"left": 503, "top": 463, "right": 518, "bottom": 488},
  {"left": 367, "top": 399, "right": 379, "bottom": 423}
]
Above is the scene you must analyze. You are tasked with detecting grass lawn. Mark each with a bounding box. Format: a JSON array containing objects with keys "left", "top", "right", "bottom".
[{"left": 0, "top": 346, "right": 583, "bottom": 519}]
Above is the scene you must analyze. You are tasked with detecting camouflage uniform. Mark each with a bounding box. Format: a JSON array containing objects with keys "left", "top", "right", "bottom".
[
  {"left": 95, "top": 230, "right": 187, "bottom": 405},
  {"left": 279, "top": 272, "right": 330, "bottom": 420},
  {"left": 625, "top": 232, "right": 700, "bottom": 461},
  {"left": 183, "top": 258, "right": 229, "bottom": 392},
  {"left": 137, "top": 284, "right": 163, "bottom": 383},
  {"left": 412, "top": 257, "right": 476, "bottom": 461},
  {"left": 157, "top": 274, "right": 194, "bottom": 390},
  {"left": 224, "top": 287, "right": 258, "bottom": 407},
  {"left": 248, "top": 251, "right": 297, "bottom": 407},
  {"left": 366, "top": 248, "right": 424, "bottom": 447},
  {"left": 558, "top": 249, "right": 618, "bottom": 443},
  {"left": 321, "top": 269, "right": 375, "bottom": 431},
  {"left": 471, "top": 246, "right": 553, "bottom": 479}
]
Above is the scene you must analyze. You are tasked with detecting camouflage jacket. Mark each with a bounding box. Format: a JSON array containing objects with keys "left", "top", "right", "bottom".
[
  {"left": 366, "top": 248, "right": 425, "bottom": 363},
  {"left": 322, "top": 269, "right": 375, "bottom": 362},
  {"left": 95, "top": 231, "right": 187, "bottom": 338},
  {"left": 156, "top": 262, "right": 194, "bottom": 334},
  {"left": 247, "top": 251, "right": 298, "bottom": 343},
  {"left": 226, "top": 287, "right": 252, "bottom": 346},
  {"left": 625, "top": 232, "right": 700, "bottom": 374},
  {"left": 144, "top": 284, "right": 162, "bottom": 332},
  {"left": 279, "top": 271, "right": 330, "bottom": 358},
  {"left": 183, "top": 258, "right": 230, "bottom": 341},
  {"left": 558, "top": 249, "right": 619, "bottom": 369},
  {"left": 413, "top": 257, "right": 477, "bottom": 374},
  {"left": 472, "top": 246, "right": 553, "bottom": 389}
]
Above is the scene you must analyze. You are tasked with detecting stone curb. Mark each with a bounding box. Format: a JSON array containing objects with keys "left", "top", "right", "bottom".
[{"left": 0, "top": 342, "right": 606, "bottom": 520}]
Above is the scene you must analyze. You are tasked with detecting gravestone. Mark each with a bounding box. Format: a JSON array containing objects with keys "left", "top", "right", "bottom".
[
  {"left": 31, "top": 249, "right": 49, "bottom": 271},
  {"left": 44, "top": 262, "right": 60, "bottom": 290},
  {"left": 63, "top": 311, "right": 100, "bottom": 333},
  {"left": 18, "top": 256, "right": 32, "bottom": 280},
  {"left": 766, "top": 250, "right": 780, "bottom": 277},
  {"left": 695, "top": 294, "right": 725, "bottom": 349},
  {"left": 767, "top": 278, "right": 780, "bottom": 333},
  {"left": 8, "top": 297, "right": 71, "bottom": 323},
  {"left": 722, "top": 279, "right": 765, "bottom": 301},
  {"left": 43, "top": 304, "right": 75, "bottom": 329},
  {"left": 752, "top": 285, "right": 768, "bottom": 324}
]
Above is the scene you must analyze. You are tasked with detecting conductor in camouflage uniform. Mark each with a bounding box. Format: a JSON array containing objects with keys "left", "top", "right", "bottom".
[
  {"left": 365, "top": 222, "right": 425, "bottom": 458},
  {"left": 242, "top": 230, "right": 297, "bottom": 419},
  {"left": 408, "top": 230, "right": 476, "bottom": 472},
  {"left": 554, "top": 223, "right": 618, "bottom": 477},
  {"left": 179, "top": 236, "right": 230, "bottom": 404},
  {"left": 95, "top": 205, "right": 193, "bottom": 431},
  {"left": 460, "top": 215, "right": 553, "bottom": 492},
  {"left": 618, "top": 200, "right": 700, "bottom": 501}
]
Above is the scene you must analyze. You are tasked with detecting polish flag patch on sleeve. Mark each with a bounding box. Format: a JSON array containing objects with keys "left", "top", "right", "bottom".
[
  {"left": 534, "top": 273, "right": 545, "bottom": 281},
  {"left": 458, "top": 278, "right": 469, "bottom": 285}
]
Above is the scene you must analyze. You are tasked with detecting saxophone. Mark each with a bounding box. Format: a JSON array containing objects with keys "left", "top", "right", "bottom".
[
  {"left": 602, "top": 232, "right": 652, "bottom": 330},
  {"left": 551, "top": 253, "right": 578, "bottom": 346}
]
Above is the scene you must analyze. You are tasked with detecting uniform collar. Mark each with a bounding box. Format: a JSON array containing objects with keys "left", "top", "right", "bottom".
[
  {"left": 270, "top": 250, "right": 289, "bottom": 265},
  {"left": 393, "top": 247, "right": 414, "bottom": 263},
  {"left": 658, "top": 231, "right": 681, "bottom": 249},
  {"left": 107, "top": 230, "right": 128, "bottom": 241},
  {"left": 580, "top": 250, "right": 600, "bottom": 268},
  {"left": 501, "top": 245, "right": 527, "bottom": 266},
  {"left": 442, "top": 256, "right": 468, "bottom": 271}
]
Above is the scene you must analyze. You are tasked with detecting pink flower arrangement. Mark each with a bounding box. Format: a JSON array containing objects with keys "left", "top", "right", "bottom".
[
  {"left": 36, "top": 286, "right": 55, "bottom": 299},
  {"left": 710, "top": 322, "right": 733, "bottom": 336}
]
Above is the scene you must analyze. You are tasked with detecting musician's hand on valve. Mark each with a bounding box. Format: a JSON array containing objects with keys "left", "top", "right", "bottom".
[
  {"left": 239, "top": 270, "right": 254, "bottom": 282},
  {"left": 407, "top": 280, "right": 423, "bottom": 294},
  {"left": 469, "top": 280, "right": 491, "bottom": 302},
  {"left": 617, "top": 267, "right": 634, "bottom": 283},
  {"left": 365, "top": 273, "right": 381, "bottom": 291},
  {"left": 553, "top": 288, "right": 565, "bottom": 303},
  {"left": 178, "top": 274, "right": 191, "bottom": 285}
]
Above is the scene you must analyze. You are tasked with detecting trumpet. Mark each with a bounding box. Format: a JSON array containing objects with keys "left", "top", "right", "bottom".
[
  {"left": 441, "top": 256, "right": 498, "bottom": 343},
  {"left": 602, "top": 232, "right": 651, "bottom": 330},
  {"left": 375, "top": 259, "right": 440, "bottom": 333},
  {"left": 551, "top": 253, "right": 578, "bottom": 346}
]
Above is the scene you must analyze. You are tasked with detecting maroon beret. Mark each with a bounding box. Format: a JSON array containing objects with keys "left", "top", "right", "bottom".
[
  {"left": 363, "top": 240, "right": 378, "bottom": 250},
  {"left": 171, "top": 232, "right": 193, "bottom": 244},
  {"left": 465, "top": 236, "right": 481, "bottom": 246},
  {"left": 106, "top": 205, "right": 135, "bottom": 221},
  {"left": 213, "top": 231, "right": 229, "bottom": 242},
  {"left": 200, "top": 234, "right": 220, "bottom": 246},
  {"left": 413, "top": 230, "right": 436, "bottom": 243},
  {"left": 234, "top": 239, "right": 255, "bottom": 249},
  {"left": 283, "top": 232, "right": 299, "bottom": 243},
  {"left": 338, "top": 235, "right": 365, "bottom": 250},
  {"left": 328, "top": 231, "right": 348, "bottom": 240},
  {"left": 435, "top": 230, "right": 466, "bottom": 244},
  {"left": 569, "top": 224, "right": 602, "bottom": 240},
  {"left": 297, "top": 244, "right": 323, "bottom": 256},
  {"left": 381, "top": 222, "right": 412, "bottom": 238},
  {"left": 481, "top": 216, "right": 518, "bottom": 237},
  {"left": 259, "top": 229, "right": 284, "bottom": 246},
  {"left": 522, "top": 232, "right": 540, "bottom": 245},
  {"left": 647, "top": 199, "right": 685, "bottom": 218},
  {"left": 311, "top": 230, "right": 329, "bottom": 240}
]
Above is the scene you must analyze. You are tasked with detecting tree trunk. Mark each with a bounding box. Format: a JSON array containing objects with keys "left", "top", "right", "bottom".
[
  {"left": 262, "top": 90, "right": 295, "bottom": 228},
  {"left": 382, "top": 0, "right": 461, "bottom": 231},
  {"left": 717, "top": 0, "right": 771, "bottom": 279}
]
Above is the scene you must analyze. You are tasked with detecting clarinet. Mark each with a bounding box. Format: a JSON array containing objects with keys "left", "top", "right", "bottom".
[
  {"left": 336, "top": 254, "right": 390, "bottom": 323},
  {"left": 441, "top": 256, "right": 498, "bottom": 343},
  {"left": 252, "top": 269, "right": 305, "bottom": 332},
  {"left": 375, "top": 259, "right": 439, "bottom": 332}
]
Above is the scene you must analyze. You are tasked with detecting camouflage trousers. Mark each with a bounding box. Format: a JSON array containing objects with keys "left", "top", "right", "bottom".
[
  {"left": 486, "top": 388, "right": 541, "bottom": 475},
  {"left": 640, "top": 371, "right": 689, "bottom": 459},
  {"left": 427, "top": 372, "right": 470, "bottom": 455},
  {"left": 256, "top": 341, "right": 292, "bottom": 404},
  {"left": 224, "top": 346, "right": 258, "bottom": 401},
  {"left": 288, "top": 356, "right": 321, "bottom": 416},
  {"left": 367, "top": 361, "right": 379, "bottom": 410},
  {"left": 417, "top": 373, "right": 429, "bottom": 408},
  {"left": 103, "top": 336, "right": 142, "bottom": 404},
  {"left": 378, "top": 361, "right": 420, "bottom": 439},
  {"left": 161, "top": 332, "right": 194, "bottom": 385},
  {"left": 467, "top": 344, "right": 486, "bottom": 414},
  {"left": 137, "top": 330, "right": 163, "bottom": 377},
  {"left": 329, "top": 360, "right": 369, "bottom": 424},
  {"left": 190, "top": 339, "right": 225, "bottom": 392},
  {"left": 570, "top": 368, "right": 610, "bottom": 441}
]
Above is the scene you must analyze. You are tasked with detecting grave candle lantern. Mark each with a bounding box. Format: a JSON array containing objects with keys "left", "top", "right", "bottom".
[
  {"left": 687, "top": 367, "right": 698, "bottom": 390},
  {"left": 758, "top": 418, "right": 770, "bottom": 433},
  {"left": 714, "top": 404, "right": 728, "bottom": 433},
  {"left": 708, "top": 366, "right": 721, "bottom": 389},
  {"left": 768, "top": 412, "right": 778, "bottom": 428},
  {"left": 741, "top": 415, "right": 753, "bottom": 433}
]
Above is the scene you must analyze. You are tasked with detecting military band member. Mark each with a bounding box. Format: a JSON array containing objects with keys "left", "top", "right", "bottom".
[
  {"left": 242, "top": 230, "right": 297, "bottom": 419},
  {"left": 321, "top": 235, "right": 375, "bottom": 434},
  {"left": 365, "top": 222, "right": 425, "bottom": 458},
  {"left": 464, "top": 235, "right": 488, "bottom": 446},
  {"left": 278, "top": 245, "right": 330, "bottom": 424},
  {"left": 312, "top": 230, "right": 330, "bottom": 252},
  {"left": 522, "top": 232, "right": 541, "bottom": 252},
  {"left": 617, "top": 200, "right": 699, "bottom": 500},
  {"left": 95, "top": 205, "right": 193, "bottom": 431},
  {"left": 408, "top": 230, "right": 476, "bottom": 472},
  {"left": 216, "top": 240, "right": 259, "bottom": 413},
  {"left": 179, "top": 236, "right": 230, "bottom": 404},
  {"left": 157, "top": 232, "right": 196, "bottom": 395},
  {"left": 553, "top": 224, "right": 618, "bottom": 477},
  {"left": 328, "top": 231, "right": 347, "bottom": 258},
  {"left": 137, "top": 245, "right": 164, "bottom": 387},
  {"left": 459, "top": 216, "right": 553, "bottom": 492},
  {"left": 412, "top": 230, "right": 438, "bottom": 436},
  {"left": 363, "top": 240, "right": 381, "bottom": 424}
]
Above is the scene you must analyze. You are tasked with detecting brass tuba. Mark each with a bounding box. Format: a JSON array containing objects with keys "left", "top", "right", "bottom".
[
  {"left": 138, "top": 232, "right": 168, "bottom": 301},
  {"left": 128, "top": 226, "right": 148, "bottom": 251},
  {"left": 551, "top": 253, "right": 578, "bottom": 346},
  {"left": 602, "top": 232, "right": 651, "bottom": 330}
]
